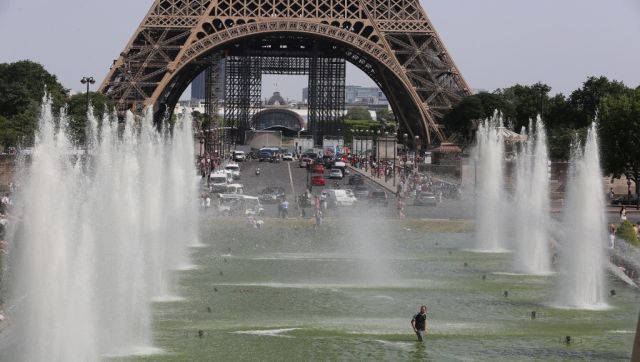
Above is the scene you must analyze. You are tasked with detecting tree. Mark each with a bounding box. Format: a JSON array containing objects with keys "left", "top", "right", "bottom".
[
  {"left": 599, "top": 87, "right": 640, "bottom": 206},
  {"left": 0, "top": 61, "right": 67, "bottom": 118},
  {"left": 442, "top": 92, "right": 513, "bottom": 143},
  {"left": 66, "top": 92, "right": 113, "bottom": 145},
  {"left": 443, "top": 96, "right": 483, "bottom": 141},
  {"left": 345, "top": 106, "right": 372, "bottom": 121},
  {"left": 0, "top": 61, "right": 68, "bottom": 148},
  {"left": 570, "top": 76, "right": 628, "bottom": 129},
  {"left": 376, "top": 108, "right": 395, "bottom": 123},
  {"left": 497, "top": 82, "right": 551, "bottom": 131}
]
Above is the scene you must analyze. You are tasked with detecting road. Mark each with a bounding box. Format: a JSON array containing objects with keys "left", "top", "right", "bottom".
[{"left": 221, "top": 159, "right": 473, "bottom": 219}]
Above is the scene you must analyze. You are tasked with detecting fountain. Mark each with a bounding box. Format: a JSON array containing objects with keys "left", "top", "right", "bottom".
[
  {"left": 512, "top": 117, "right": 552, "bottom": 274},
  {"left": 555, "top": 122, "right": 608, "bottom": 309},
  {"left": 474, "top": 113, "right": 508, "bottom": 252},
  {"left": 5, "top": 96, "right": 198, "bottom": 360}
]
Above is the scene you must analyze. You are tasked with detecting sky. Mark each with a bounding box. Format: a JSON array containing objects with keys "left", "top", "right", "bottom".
[{"left": 0, "top": 0, "right": 639, "bottom": 101}]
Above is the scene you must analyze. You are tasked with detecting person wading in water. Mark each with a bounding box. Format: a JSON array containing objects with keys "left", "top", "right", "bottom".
[{"left": 411, "top": 305, "right": 428, "bottom": 341}]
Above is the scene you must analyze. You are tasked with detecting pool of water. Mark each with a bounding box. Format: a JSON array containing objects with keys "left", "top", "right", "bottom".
[{"left": 121, "top": 216, "right": 637, "bottom": 361}]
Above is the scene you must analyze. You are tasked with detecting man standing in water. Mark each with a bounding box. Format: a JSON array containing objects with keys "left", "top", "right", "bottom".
[{"left": 411, "top": 305, "right": 428, "bottom": 341}]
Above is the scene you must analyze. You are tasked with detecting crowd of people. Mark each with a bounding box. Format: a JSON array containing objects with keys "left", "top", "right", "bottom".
[
  {"left": 350, "top": 154, "right": 461, "bottom": 200},
  {"left": 197, "top": 155, "right": 224, "bottom": 178}
]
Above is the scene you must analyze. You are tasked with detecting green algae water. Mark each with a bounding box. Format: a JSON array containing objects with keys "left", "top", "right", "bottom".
[{"left": 123, "top": 217, "right": 637, "bottom": 361}]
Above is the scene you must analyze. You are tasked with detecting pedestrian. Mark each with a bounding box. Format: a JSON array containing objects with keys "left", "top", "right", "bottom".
[
  {"left": 411, "top": 305, "right": 428, "bottom": 342},
  {"left": 609, "top": 225, "right": 616, "bottom": 249},
  {"left": 280, "top": 199, "right": 289, "bottom": 219},
  {"left": 609, "top": 187, "right": 615, "bottom": 201},
  {"left": 397, "top": 198, "right": 406, "bottom": 218},
  {"left": 320, "top": 192, "right": 327, "bottom": 211},
  {"left": 314, "top": 209, "right": 323, "bottom": 229},
  {"left": 620, "top": 206, "right": 627, "bottom": 221}
]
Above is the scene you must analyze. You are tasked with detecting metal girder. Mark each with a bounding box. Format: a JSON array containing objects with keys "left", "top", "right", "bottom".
[{"left": 100, "top": 0, "right": 472, "bottom": 144}]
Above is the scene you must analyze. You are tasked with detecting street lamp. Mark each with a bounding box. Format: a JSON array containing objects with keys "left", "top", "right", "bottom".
[
  {"left": 403, "top": 133, "right": 409, "bottom": 177},
  {"left": 414, "top": 135, "right": 420, "bottom": 173},
  {"left": 351, "top": 128, "right": 360, "bottom": 158},
  {"left": 80, "top": 76, "right": 96, "bottom": 116},
  {"left": 376, "top": 130, "right": 381, "bottom": 163},
  {"left": 392, "top": 132, "right": 397, "bottom": 187},
  {"left": 384, "top": 131, "right": 389, "bottom": 181}
]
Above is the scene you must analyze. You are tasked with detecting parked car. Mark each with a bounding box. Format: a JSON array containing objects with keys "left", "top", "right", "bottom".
[
  {"left": 258, "top": 186, "right": 286, "bottom": 204},
  {"left": 369, "top": 190, "right": 389, "bottom": 207},
  {"left": 282, "top": 153, "right": 293, "bottom": 161},
  {"left": 312, "top": 164, "right": 325, "bottom": 174},
  {"left": 348, "top": 174, "right": 364, "bottom": 185},
  {"left": 299, "top": 157, "right": 312, "bottom": 168},
  {"left": 611, "top": 194, "right": 640, "bottom": 206},
  {"left": 414, "top": 192, "right": 437, "bottom": 206},
  {"left": 329, "top": 168, "right": 343, "bottom": 179},
  {"left": 353, "top": 185, "right": 370, "bottom": 198},
  {"left": 311, "top": 175, "right": 326, "bottom": 186}
]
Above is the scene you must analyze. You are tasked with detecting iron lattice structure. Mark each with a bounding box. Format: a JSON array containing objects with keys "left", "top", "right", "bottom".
[
  {"left": 219, "top": 35, "right": 346, "bottom": 145},
  {"left": 100, "top": 0, "right": 471, "bottom": 144}
]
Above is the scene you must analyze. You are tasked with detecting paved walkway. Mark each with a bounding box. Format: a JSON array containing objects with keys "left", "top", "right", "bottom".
[{"left": 347, "top": 165, "right": 398, "bottom": 193}]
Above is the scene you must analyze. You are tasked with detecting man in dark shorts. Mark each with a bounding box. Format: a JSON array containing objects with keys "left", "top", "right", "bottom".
[{"left": 411, "top": 305, "right": 428, "bottom": 341}]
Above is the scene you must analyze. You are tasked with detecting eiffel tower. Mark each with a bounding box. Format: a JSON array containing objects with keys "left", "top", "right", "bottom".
[{"left": 100, "top": 0, "right": 471, "bottom": 145}]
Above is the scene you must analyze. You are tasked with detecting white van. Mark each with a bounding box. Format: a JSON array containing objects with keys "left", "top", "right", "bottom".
[
  {"left": 233, "top": 151, "right": 245, "bottom": 162},
  {"left": 209, "top": 171, "right": 229, "bottom": 193},
  {"left": 226, "top": 183, "right": 244, "bottom": 194},
  {"left": 224, "top": 162, "right": 241, "bottom": 180},
  {"left": 333, "top": 161, "right": 349, "bottom": 176},
  {"left": 322, "top": 189, "right": 357, "bottom": 207}
]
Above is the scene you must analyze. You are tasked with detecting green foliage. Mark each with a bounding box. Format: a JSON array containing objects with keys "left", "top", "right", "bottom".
[
  {"left": 441, "top": 76, "right": 635, "bottom": 162},
  {"left": 599, "top": 87, "right": 640, "bottom": 191},
  {"left": 570, "top": 76, "right": 628, "bottom": 129},
  {"left": 443, "top": 92, "right": 513, "bottom": 142},
  {"left": 376, "top": 108, "right": 395, "bottom": 123},
  {"left": 66, "top": 92, "right": 113, "bottom": 144},
  {"left": 192, "top": 111, "right": 205, "bottom": 130},
  {"left": 344, "top": 119, "right": 378, "bottom": 131},
  {"left": 616, "top": 220, "right": 639, "bottom": 246},
  {"left": 345, "top": 106, "right": 372, "bottom": 121},
  {"left": 0, "top": 61, "right": 68, "bottom": 148},
  {"left": 0, "top": 60, "right": 67, "bottom": 118},
  {"left": 547, "top": 127, "right": 587, "bottom": 161},
  {"left": 496, "top": 82, "right": 551, "bottom": 131}
]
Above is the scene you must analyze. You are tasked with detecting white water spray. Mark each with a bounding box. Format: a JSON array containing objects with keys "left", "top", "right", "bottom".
[
  {"left": 6, "top": 97, "right": 198, "bottom": 361},
  {"left": 556, "top": 123, "right": 608, "bottom": 309},
  {"left": 512, "top": 117, "right": 551, "bottom": 274},
  {"left": 474, "top": 113, "right": 508, "bottom": 251}
]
